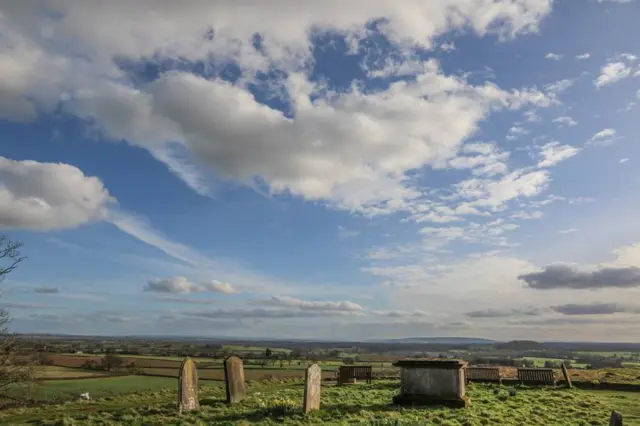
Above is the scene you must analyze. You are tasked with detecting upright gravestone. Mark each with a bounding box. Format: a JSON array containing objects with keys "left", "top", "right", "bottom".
[
  {"left": 224, "top": 355, "right": 246, "bottom": 404},
  {"left": 560, "top": 363, "right": 572, "bottom": 388},
  {"left": 303, "top": 364, "right": 321, "bottom": 414},
  {"left": 610, "top": 410, "right": 623, "bottom": 426},
  {"left": 178, "top": 357, "right": 199, "bottom": 413}
]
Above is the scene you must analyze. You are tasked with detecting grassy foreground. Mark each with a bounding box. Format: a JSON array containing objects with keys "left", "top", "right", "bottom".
[{"left": 2, "top": 380, "right": 638, "bottom": 426}]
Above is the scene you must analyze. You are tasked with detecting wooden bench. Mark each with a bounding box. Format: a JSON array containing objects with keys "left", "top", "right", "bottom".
[
  {"left": 517, "top": 368, "right": 556, "bottom": 385},
  {"left": 338, "top": 365, "right": 372, "bottom": 385},
  {"left": 465, "top": 367, "right": 502, "bottom": 384}
]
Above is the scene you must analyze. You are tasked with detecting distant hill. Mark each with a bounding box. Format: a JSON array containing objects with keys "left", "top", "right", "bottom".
[
  {"left": 494, "top": 340, "right": 544, "bottom": 350},
  {"left": 374, "top": 337, "right": 496, "bottom": 345}
]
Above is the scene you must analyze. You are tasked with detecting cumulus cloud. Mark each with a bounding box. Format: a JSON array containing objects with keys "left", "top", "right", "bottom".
[
  {"left": 518, "top": 264, "right": 640, "bottom": 289},
  {"left": 537, "top": 142, "right": 579, "bottom": 168},
  {"left": 594, "top": 61, "right": 633, "bottom": 88},
  {"left": 0, "top": 2, "right": 556, "bottom": 216},
  {"left": 144, "top": 277, "right": 236, "bottom": 294},
  {"left": 0, "top": 157, "right": 114, "bottom": 231},
  {"left": 587, "top": 128, "right": 618, "bottom": 146},
  {"left": 34, "top": 287, "right": 59, "bottom": 294}
]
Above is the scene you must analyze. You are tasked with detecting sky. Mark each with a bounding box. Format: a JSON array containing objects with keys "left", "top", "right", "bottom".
[{"left": 1, "top": 0, "right": 640, "bottom": 342}]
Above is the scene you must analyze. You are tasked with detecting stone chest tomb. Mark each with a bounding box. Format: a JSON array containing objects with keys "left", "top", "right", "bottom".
[{"left": 393, "top": 359, "right": 469, "bottom": 407}]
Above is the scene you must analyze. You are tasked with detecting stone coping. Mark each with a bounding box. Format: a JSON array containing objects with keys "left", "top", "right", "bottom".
[{"left": 393, "top": 359, "right": 467, "bottom": 369}]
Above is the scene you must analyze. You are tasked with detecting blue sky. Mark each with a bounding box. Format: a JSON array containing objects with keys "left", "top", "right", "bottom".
[{"left": 1, "top": 0, "right": 640, "bottom": 341}]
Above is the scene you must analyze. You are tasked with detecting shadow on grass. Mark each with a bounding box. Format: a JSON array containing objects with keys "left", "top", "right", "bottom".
[{"left": 199, "top": 397, "right": 227, "bottom": 408}]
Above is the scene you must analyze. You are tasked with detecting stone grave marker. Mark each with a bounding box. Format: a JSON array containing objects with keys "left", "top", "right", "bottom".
[
  {"left": 178, "top": 357, "right": 199, "bottom": 413},
  {"left": 610, "top": 410, "right": 623, "bottom": 426},
  {"left": 561, "top": 363, "right": 572, "bottom": 388},
  {"left": 393, "top": 359, "right": 469, "bottom": 408},
  {"left": 303, "top": 364, "right": 321, "bottom": 414},
  {"left": 224, "top": 355, "right": 246, "bottom": 404}
]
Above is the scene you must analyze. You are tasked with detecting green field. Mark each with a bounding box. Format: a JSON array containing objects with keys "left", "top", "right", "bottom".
[
  {"left": 10, "top": 376, "right": 185, "bottom": 403},
  {"left": 34, "top": 366, "right": 112, "bottom": 380},
  {"left": 2, "top": 379, "right": 638, "bottom": 425},
  {"left": 223, "top": 345, "right": 292, "bottom": 354}
]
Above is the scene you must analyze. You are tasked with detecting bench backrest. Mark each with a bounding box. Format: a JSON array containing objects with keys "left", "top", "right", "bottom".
[
  {"left": 517, "top": 368, "right": 555, "bottom": 384},
  {"left": 465, "top": 367, "right": 501, "bottom": 382},
  {"left": 338, "top": 365, "right": 372, "bottom": 384}
]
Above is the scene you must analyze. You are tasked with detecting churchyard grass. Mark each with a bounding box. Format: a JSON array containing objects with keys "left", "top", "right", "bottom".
[{"left": 1, "top": 380, "right": 633, "bottom": 425}]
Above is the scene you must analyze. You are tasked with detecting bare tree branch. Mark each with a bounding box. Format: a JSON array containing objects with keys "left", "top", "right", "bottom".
[{"left": 0, "top": 234, "right": 34, "bottom": 402}]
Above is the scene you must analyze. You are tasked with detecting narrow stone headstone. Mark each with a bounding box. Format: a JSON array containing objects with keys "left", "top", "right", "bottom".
[
  {"left": 561, "top": 363, "right": 572, "bottom": 388},
  {"left": 610, "top": 410, "right": 623, "bottom": 426},
  {"left": 178, "top": 357, "right": 199, "bottom": 413},
  {"left": 224, "top": 355, "right": 246, "bottom": 404},
  {"left": 303, "top": 364, "right": 321, "bottom": 414}
]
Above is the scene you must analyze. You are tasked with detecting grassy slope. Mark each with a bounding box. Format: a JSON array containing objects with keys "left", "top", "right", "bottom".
[{"left": 2, "top": 380, "right": 636, "bottom": 426}]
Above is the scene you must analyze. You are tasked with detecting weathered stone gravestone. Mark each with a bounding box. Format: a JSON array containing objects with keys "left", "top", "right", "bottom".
[
  {"left": 224, "top": 355, "right": 246, "bottom": 404},
  {"left": 303, "top": 364, "right": 321, "bottom": 414},
  {"left": 178, "top": 357, "right": 199, "bottom": 413},
  {"left": 561, "top": 363, "right": 572, "bottom": 388},
  {"left": 610, "top": 410, "right": 623, "bottom": 426}
]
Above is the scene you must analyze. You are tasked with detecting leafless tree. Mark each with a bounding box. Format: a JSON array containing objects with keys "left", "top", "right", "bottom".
[{"left": 0, "top": 234, "right": 33, "bottom": 399}]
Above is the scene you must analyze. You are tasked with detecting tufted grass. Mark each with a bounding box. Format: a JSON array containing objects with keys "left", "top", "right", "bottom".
[{"left": 0, "top": 380, "right": 635, "bottom": 425}]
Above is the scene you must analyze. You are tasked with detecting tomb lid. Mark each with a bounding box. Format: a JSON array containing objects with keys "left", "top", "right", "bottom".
[{"left": 393, "top": 359, "right": 467, "bottom": 369}]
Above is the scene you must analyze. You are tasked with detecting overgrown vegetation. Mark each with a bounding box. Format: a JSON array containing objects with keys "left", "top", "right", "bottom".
[{"left": 1, "top": 380, "right": 633, "bottom": 425}]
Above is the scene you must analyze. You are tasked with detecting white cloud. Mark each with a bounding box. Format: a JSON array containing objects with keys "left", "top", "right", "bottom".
[
  {"left": 144, "top": 276, "right": 236, "bottom": 294},
  {"left": 506, "top": 126, "right": 529, "bottom": 141},
  {"left": 109, "top": 213, "right": 209, "bottom": 266},
  {"left": 537, "top": 142, "right": 579, "bottom": 168},
  {"left": 0, "top": 2, "right": 556, "bottom": 216},
  {"left": 576, "top": 53, "right": 591, "bottom": 60},
  {"left": 0, "top": 157, "right": 114, "bottom": 231},
  {"left": 557, "top": 228, "right": 579, "bottom": 234},
  {"left": 545, "top": 53, "right": 563, "bottom": 60},
  {"left": 587, "top": 128, "right": 618, "bottom": 146},
  {"left": 620, "top": 158, "right": 630, "bottom": 164},
  {"left": 448, "top": 143, "right": 509, "bottom": 176},
  {"left": 440, "top": 42, "right": 456, "bottom": 52},
  {"left": 455, "top": 169, "right": 550, "bottom": 209},
  {"left": 552, "top": 116, "right": 577, "bottom": 127},
  {"left": 594, "top": 61, "right": 632, "bottom": 88},
  {"left": 523, "top": 110, "right": 541, "bottom": 122},
  {"left": 544, "top": 79, "right": 574, "bottom": 94}
]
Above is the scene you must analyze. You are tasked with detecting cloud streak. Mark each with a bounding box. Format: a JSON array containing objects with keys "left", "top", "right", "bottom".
[
  {"left": 144, "top": 277, "right": 236, "bottom": 294},
  {"left": 519, "top": 264, "right": 640, "bottom": 289}
]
